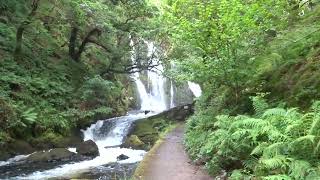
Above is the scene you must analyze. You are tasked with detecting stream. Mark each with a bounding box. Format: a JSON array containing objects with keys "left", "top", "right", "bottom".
[{"left": 0, "top": 40, "right": 202, "bottom": 180}]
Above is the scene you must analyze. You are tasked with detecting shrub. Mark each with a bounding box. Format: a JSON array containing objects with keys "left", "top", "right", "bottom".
[
  {"left": 80, "top": 75, "right": 121, "bottom": 109},
  {"left": 185, "top": 97, "right": 320, "bottom": 179}
]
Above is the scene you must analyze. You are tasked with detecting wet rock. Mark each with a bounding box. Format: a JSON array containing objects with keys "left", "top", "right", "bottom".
[
  {"left": 76, "top": 140, "right": 99, "bottom": 157},
  {"left": 0, "top": 140, "right": 35, "bottom": 161},
  {"left": 8, "top": 140, "right": 34, "bottom": 155},
  {"left": 71, "top": 163, "right": 138, "bottom": 179},
  {"left": 117, "top": 154, "right": 129, "bottom": 161},
  {"left": 164, "top": 104, "right": 194, "bottom": 121},
  {"left": 104, "top": 145, "right": 120, "bottom": 149},
  {"left": 30, "top": 130, "right": 83, "bottom": 150},
  {"left": 0, "top": 150, "right": 10, "bottom": 161},
  {"left": 144, "top": 110, "right": 151, "bottom": 115},
  {"left": 121, "top": 135, "right": 145, "bottom": 150},
  {"left": 26, "top": 148, "right": 75, "bottom": 162}
]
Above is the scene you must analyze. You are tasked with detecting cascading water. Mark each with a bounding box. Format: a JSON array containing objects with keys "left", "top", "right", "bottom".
[
  {"left": 0, "top": 39, "right": 173, "bottom": 180},
  {"left": 131, "top": 40, "right": 169, "bottom": 112},
  {"left": 170, "top": 80, "right": 175, "bottom": 108},
  {"left": 188, "top": 81, "right": 202, "bottom": 98},
  {"left": 11, "top": 113, "right": 148, "bottom": 180}
]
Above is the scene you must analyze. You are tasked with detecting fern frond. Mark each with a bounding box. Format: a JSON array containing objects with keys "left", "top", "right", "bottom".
[
  {"left": 231, "top": 129, "right": 249, "bottom": 139},
  {"left": 263, "top": 142, "right": 286, "bottom": 158},
  {"left": 262, "top": 174, "right": 292, "bottom": 180},
  {"left": 289, "top": 160, "right": 311, "bottom": 179},
  {"left": 291, "top": 135, "right": 315, "bottom": 146},
  {"left": 309, "top": 116, "right": 320, "bottom": 136},
  {"left": 251, "top": 142, "right": 269, "bottom": 155},
  {"left": 262, "top": 108, "right": 286, "bottom": 118},
  {"left": 313, "top": 139, "right": 320, "bottom": 155},
  {"left": 259, "top": 155, "right": 289, "bottom": 170},
  {"left": 232, "top": 118, "right": 264, "bottom": 129},
  {"left": 243, "top": 156, "right": 259, "bottom": 170}
]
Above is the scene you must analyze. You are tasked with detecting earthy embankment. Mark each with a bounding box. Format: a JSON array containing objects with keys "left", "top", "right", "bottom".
[{"left": 134, "top": 124, "right": 212, "bottom": 180}]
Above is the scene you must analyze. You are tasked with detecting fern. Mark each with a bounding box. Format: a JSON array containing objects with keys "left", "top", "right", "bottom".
[
  {"left": 20, "top": 107, "right": 37, "bottom": 127},
  {"left": 251, "top": 142, "right": 269, "bottom": 155},
  {"left": 262, "top": 108, "right": 287, "bottom": 118},
  {"left": 263, "top": 174, "right": 292, "bottom": 180},
  {"left": 259, "top": 155, "right": 289, "bottom": 170},
  {"left": 288, "top": 160, "right": 312, "bottom": 179},
  {"left": 290, "top": 135, "right": 315, "bottom": 146},
  {"left": 263, "top": 142, "right": 286, "bottom": 158}
]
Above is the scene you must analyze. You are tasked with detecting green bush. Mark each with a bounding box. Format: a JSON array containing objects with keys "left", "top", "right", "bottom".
[
  {"left": 80, "top": 75, "right": 121, "bottom": 109},
  {"left": 185, "top": 97, "right": 320, "bottom": 179}
]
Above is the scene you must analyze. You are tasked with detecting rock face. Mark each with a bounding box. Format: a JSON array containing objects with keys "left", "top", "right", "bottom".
[
  {"left": 123, "top": 104, "right": 194, "bottom": 151},
  {"left": 76, "top": 140, "right": 99, "bottom": 157},
  {"left": 121, "top": 135, "right": 145, "bottom": 150},
  {"left": 117, "top": 154, "right": 129, "bottom": 161},
  {"left": 164, "top": 104, "right": 194, "bottom": 121},
  {"left": 0, "top": 140, "right": 35, "bottom": 161},
  {"left": 26, "top": 148, "right": 75, "bottom": 163}
]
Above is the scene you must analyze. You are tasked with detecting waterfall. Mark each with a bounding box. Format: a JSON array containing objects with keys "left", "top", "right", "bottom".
[
  {"left": 12, "top": 113, "right": 149, "bottom": 180},
  {"left": 188, "top": 81, "right": 202, "bottom": 97},
  {"left": 2, "top": 38, "right": 184, "bottom": 180},
  {"left": 131, "top": 40, "right": 167, "bottom": 112},
  {"left": 170, "top": 80, "right": 175, "bottom": 108}
]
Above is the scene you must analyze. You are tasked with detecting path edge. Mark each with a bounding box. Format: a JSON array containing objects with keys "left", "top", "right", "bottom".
[{"left": 132, "top": 123, "right": 179, "bottom": 180}]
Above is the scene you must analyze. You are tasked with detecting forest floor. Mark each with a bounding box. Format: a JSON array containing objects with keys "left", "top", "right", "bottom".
[{"left": 135, "top": 124, "right": 212, "bottom": 180}]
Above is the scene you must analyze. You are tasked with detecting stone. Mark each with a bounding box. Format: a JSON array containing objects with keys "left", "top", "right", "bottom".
[
  {"left": 76, "top": 140, "right": 99, "bottom": 157},
  {"left": 7, "top": 140, "right": 35, "bottom": 156},
  {"left": 117, "top": 154, "right": 129, "bottom": 161},
  {"left": 121, "top": 135, "right": 145, "bottom": 150},
  {"left": 26, "top": 148, "right": 75, "bottom": 162}
]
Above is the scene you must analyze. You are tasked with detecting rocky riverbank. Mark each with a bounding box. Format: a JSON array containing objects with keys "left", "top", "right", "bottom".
[{"left": 0, "top": 105, "right": 194, "bottom": 179}]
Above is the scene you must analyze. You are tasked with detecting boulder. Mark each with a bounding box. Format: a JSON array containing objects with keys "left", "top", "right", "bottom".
[
  {"left": 165, "top": 104, "right": 193, "bottom": 121},
  {"left": 121, "top": 135, "right": 145, "bottom": 150},
  {"left": 117, "top": 154, "right": 129, "bottom": 161},
  {"left": 26, "top": 148, "right": 75, "bottom": 162},
  {"left": 8, "top": 140, "right": 35, "bottom": 155},
  {"left": 76, "top": 140, "right": 99, "bottom": 157}
]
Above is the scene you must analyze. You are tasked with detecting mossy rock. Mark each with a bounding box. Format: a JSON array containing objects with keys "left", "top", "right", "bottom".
[
  {"left": 126, "top": 116, "right": 172, "bottom": 150},
  {"left": 30, "top": 131, "right": 82, "bottom": 149},
  {"left": 121, "top": 135, "right": 145, "bottom": 150},
  {"left": 26, "top": 148, "right": 75, "bottom": 162}
]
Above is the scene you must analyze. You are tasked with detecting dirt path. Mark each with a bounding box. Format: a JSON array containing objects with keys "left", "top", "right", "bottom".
[{"left": 139, "top": 124, "right": 212, "bottom": 180}]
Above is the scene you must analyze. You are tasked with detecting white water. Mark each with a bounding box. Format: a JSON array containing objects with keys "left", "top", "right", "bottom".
[
  {"left": 131, "top": 40, "right": 168, "bottom": 112},
  {"left": 0, "top": 154, "right": 31, "bottom": 167},
  {"left": 188, "top": 81, "right": 202, "bottom": 97},
  {"left": 14, "top": 113, "right": 149, "bottom": 180},
  {"left": 170, "top": 80, "right": 175, "bottom": 108},
  {"left": 0, "top": 43, "right": 193, "bottom": 179},
  {"left": 6, "top": 40, "right": 172, "bottom": 179}
]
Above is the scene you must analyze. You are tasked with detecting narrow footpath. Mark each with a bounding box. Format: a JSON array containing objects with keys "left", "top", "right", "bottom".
[{"left": 137, "top": 124, "right": 212, "bottom": 180}]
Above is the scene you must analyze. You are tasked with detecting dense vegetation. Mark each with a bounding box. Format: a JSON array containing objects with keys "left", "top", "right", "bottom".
[
  {"left": 0, "top": 0, "right": 158, "bottom": 156},
  {"left": 161, "top": 0, "right": 320, "bottom": 179},
  {"left": 2, "top": 0, "right": 320, "bottom": 178}
]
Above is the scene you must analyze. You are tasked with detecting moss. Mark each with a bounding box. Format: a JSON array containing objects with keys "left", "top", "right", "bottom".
[
  {"left": 130, "top": 117, "right": 172, "bottom": 149},
  {"left": 29, "top": 131, "right": 65, "bottom": 149},
  {"left": 122, "top": 135, "right": 145, "bottom": 149}
]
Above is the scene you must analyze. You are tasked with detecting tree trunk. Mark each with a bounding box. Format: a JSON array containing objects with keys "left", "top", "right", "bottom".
[
  {"left": 13, "top": 0, "right": 40, "bottom": 61},
  {"left": 68, "top": 27, "right": 79, "bottom": 61},
  {"left": 14, "top": 24, "right": 25, "bottom": 61},
  {"left": 68, "top": 27, "right": 102, "bottom": 62}
]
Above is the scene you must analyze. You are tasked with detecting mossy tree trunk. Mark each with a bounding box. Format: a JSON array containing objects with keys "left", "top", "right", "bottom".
[{"left": 14, "top": 0, "right": 40, "bottom": 61}]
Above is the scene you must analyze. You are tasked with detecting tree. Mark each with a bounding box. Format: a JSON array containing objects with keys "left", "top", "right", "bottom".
[{"left": 14, "top": 0, "right": 40, "bottom": 61}]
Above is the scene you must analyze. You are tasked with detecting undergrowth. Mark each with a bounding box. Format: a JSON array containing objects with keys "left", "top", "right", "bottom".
[{"left": 185, "top": 96, "right": 320, "bottom": 179}]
